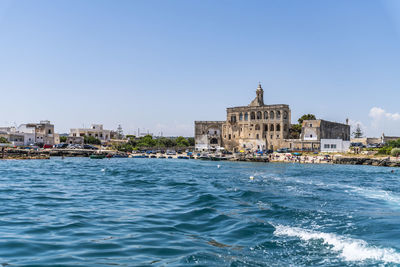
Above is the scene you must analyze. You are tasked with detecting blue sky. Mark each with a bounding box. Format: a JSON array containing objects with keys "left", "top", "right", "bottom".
[{"left": 0, "top": 0, "right": 399, "bottom": 137}]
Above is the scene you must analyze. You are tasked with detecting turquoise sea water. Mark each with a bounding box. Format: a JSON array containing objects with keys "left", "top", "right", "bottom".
[{"left": 0, "top": 158, "right": 399, "bottom": 266}]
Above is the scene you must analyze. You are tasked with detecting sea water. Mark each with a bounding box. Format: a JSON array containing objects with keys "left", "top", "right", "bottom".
[{"left": 0, "top": 158, "right": 399, "bottom": 266}]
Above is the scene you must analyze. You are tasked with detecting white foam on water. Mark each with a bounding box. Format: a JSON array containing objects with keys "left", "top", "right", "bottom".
[
  {"left": 274, "top": 225, "right": 400, "bottom": 263},
  {"left": 346, "top": 185, "right": 400, "bottom": 207}
]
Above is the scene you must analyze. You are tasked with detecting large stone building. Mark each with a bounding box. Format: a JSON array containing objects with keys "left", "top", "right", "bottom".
[
  {"left": 195, "top": 84, "right": 291, "bottom": 152},
  {"left": 195, "top": 83, "right": 351, "bottom": 152}
]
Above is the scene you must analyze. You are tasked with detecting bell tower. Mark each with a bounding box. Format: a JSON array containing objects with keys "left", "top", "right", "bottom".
[{"left": 249, "top": 82, "right": 264, "bottom": 106}]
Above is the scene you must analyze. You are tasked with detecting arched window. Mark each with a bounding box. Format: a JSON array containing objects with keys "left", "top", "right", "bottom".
[
  {"left": 264, "top": 111, "right": 268, "bottom": 120},
  {"left": 257, "top": 111, "right": 262, "bottom": 120},
  {"left": 270, "top": 111, "right": 275, "bottom": 120},
  {"left": 264, "top": 124, "right": 268, "bottom": 132},
  {"left": 239, "top": 113, "right": 243, "bottom": 121},
  {"left": 244, "top": 113, "right": 248, "bottom": 121},
  {"left": 283, "top": 111, "right": 288, "bottom": 120},
  {"left": 250, "top": 112, "right": 255, "bottom": 120},
  {"left": 276, "top": 111, "right": 281, "bottom": 119},
  {"left": 255, "top": 124, "right": 260, "bottom": 131},
  {"left": 276, "top": 124, "right": 281, "bottom": 131},
  {"left": 210, "top": 138, "right": 218, "bottom": 144},
  {"left": 270, "top": 124, "right": 274, "bottom": 131},
  {"left": 231, "top": 115, "right": 237, "bottom": 123}
]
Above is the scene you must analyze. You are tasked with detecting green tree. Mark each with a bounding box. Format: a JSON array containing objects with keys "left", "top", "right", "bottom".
[
  {"left": 137, "top": 135, "right": 156, "bottom": 148},
  {"left": 298, "top": 114, "right": 316, "bottom": 124},
  {"left": 176, "top": 136, "right": 189, "bottom": 147},
  {"left": 352, "top": 124, "right": 363, "bottom": 138},
  {"left": 391, "top": 148, "right": 400, "bottom": 157},
  {"left": 289, "top": 114, "right": 316, "bottom": 139},
  {"left": 289, "top": 124, "right": 302, "bottom": 139},
  {"left": 0, "top": 137, "right": 9, "bottom": 143},
  {"left": 84, "top": 136, "right": 101, "bottom": 145},
  {"left": 387, "top": 139, "right": 400, "bottom": 148},
  {"left": 59, "top": 136, "right": 67, "bottom": 143},
  {"left": 187, "top": 137, "right": 195, "bottom": 146}
]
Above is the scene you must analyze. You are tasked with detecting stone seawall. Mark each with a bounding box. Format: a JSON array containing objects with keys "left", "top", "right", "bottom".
[{"left": 333, "top": 157, "right": 400, "bottom": 167}]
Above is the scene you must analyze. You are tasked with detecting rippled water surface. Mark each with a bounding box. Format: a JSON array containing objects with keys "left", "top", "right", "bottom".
[{"left": 0, "top": 158, "right": 399, "bottom": 266}]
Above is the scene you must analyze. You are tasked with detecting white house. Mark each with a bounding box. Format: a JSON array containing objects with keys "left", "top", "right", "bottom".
[
  {"left": 321, "top": 139, "right": 350, "bottom": 153},
  {"left": 70, "top": 124, "right": 114, "bottom": 143}
]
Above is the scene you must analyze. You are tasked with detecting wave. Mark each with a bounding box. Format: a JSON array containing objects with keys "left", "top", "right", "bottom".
[
  {"left": 346, "top": 186, "right": 400, "bottom": 207},
  {"left": 274, "top": 225, "right": 400, "bottom": 263}
]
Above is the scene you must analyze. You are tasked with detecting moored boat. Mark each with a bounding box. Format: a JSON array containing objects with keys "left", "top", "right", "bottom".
[{"left": 90, "top": 154, "right": 105, "bottom": 159}]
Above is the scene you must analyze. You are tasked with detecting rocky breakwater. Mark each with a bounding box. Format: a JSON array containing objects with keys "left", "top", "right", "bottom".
[
  {"left": 230, "top": 154, "right": 269, "bottom": 162},
  {"left": 333, "top": 156, "right": 400, "bottom": 167},
  {"left": 0, "top": 148, "right": 50, "bottom": 160}
]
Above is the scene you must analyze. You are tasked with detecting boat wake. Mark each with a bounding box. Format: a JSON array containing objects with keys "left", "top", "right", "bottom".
[
  {"left": 346, "top": 186, "right": 400, "bottom": 208},
  {"left": 274, "top": 224, "right": 400, "bottom": 264}
]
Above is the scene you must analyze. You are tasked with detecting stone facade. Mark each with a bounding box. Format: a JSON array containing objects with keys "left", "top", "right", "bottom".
[
  {"left": 195, "top": 84, "right": 291, "bottom": 152},
  {"left": 18, "top": 120, "right": 56, "bottom": 146},
  {"left": 285, "top": 119, "right": 350, "bottom": 151},
  {"left": 194, "top": 121, "right": 224, "bottom": 151}
]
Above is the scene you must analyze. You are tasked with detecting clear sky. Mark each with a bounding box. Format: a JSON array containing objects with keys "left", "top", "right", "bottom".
[{"left": 0, "top": 0, "right": 399, "bottom": 137}]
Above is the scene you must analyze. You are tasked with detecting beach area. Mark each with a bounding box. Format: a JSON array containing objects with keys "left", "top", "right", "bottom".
[{"left": 2, "top": 147, "right": 400, "bottom": 168}]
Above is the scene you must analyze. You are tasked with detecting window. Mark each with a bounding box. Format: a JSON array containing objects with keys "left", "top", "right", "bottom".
[
  {"left": 276, "top": 111, "right": 281, "bottom": 119},
  {"left": 256, "top": 134, "right": 259, "bottom": 139},
  {"left": 284, "top": 124, "right": 288, "bottom": 131},
  {"left": 270, "top": 124, "right": 274, "bottom": 131},
  {"left": 310, "top": 134, "right": 313, "bottom": 138},
  {"left": 48, "top": 129, "right": 52, "bottom": 134},
  {"left": 270, "top": 111, "right": 275, "bottom": 119},
  {"left": 324, "top": 144, "right": 330, "bottom": 149},
  {"left": 255, "top": 124, "right": 260, "bottom": 131},
  {"left": 264, "top": 124, "right": 268, "bottom": 131},
  {"left": 244, "top": 113, "right": 248, "bottom": 121},
  {"left": 214, "top": 131, "right": 217, "bottom": 134},
  {"left": 309, "top": 124, "right": 313, "bottom": 127},
  {"left": 250, "top": 112, "right": 255, "bottom": 120},
  {"left": 276, "top": 124, "right": 281, "bottom": 131},
  {"left": 257, "top": 111, "right": 262, "bottom": 120},
  {"left": 239, "top": 113, "right": 243, "bottom": 121},
  {"left": 283, "top": 111, "right": 288, "bottom": 120},
  {"left": 331, "top": 144, "right": 337, "bottom": 149},
  {"left": 228, "top": 134, "right": 231, "bottom": 140},
  {"left": 231, "top": 115, "right": 237, "bottom": 123},
  {"left": 264, "top": 111, "right": 269, "bottom": 120},
  {"left": 270, "top": 135, "right": 273, "bottom": 139}
]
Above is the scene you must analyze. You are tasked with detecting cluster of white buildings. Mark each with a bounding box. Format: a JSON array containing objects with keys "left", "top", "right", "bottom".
[
  {"left": 0, "top": 120, "right": 57, "bottom": 146},
  {"left": 0, "top": 121, "right": 116, "bottom": 146}
]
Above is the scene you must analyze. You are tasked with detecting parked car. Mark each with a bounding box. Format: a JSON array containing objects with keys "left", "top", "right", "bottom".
[
  {"left": 43, "top": 144, "right": 53, "bottom": 149},
  {"left": 351, "top": 142, "right": 365, "bottom": 148},
  {"left": 55, "top": 143, "right": 68, "bottom": 149},
  {"left": 83, "top": 144, "right": 98, "bottom": 150},
  {"left": 166, "top": 150, "right": 176, "bottom": 155},
  {"left": 277, "top": 148, "right": 291, "bottom": 153}
]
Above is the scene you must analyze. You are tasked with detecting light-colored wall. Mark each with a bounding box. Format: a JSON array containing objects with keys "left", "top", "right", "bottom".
[{"left": 321, "top": 139, "right": 350, "bottom": 153}]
